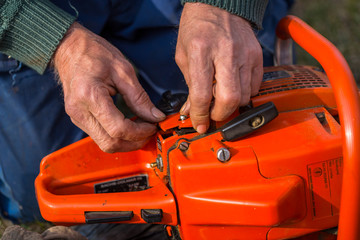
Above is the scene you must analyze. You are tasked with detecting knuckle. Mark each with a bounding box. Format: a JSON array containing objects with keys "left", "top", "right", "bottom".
[
  {"left": 64, "top": 99, "right": 79, "bottom": 117},
  {"left": 107, "top": 126, "right": 125, "bottom": 139},
  {"left": 133, "top": 90, "right": 150, "bottom": 107},
  {"left": 219, "top": 92, "right": 241, "bottom": 108},
  {"left": 121, "top": 61, "right": 136, "bottom": 76},
  {"left": 175, "top": 52, "right": 186, "bottom": 68},
  {"left": 99, "top": 141, "right": 118, "bottom": 153},
  {"left": 75, "top": 82, "right": 93, "bottom": 102},
  {"left": 191, "top": 111, "right": 209, "bottom": 122},
  {"left": 189, "top": 38, "right": 208, "bottom": 52}
]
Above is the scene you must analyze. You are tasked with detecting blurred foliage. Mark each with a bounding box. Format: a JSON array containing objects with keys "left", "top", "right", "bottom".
[{"left": 291, "top": 0, "right": 360, "bottom": 83}]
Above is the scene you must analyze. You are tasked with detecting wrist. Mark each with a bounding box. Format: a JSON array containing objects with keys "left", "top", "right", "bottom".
[
  {"left": 181, "top": 0, "right": 268, "bottom": 29},
  {"left": 53, "top": 22, "right": 81, "bottom": 70}
]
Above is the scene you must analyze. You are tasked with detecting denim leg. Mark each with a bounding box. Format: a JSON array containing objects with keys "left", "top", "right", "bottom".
[
  {"left": 0, "top": 58, "right": 86, "bottom": 222},
  {"left": 102, "top": 0, "right": 187, "bottom": 104},
  {"left": 257, "top": 0, "right": 295, "bottom": 66}
]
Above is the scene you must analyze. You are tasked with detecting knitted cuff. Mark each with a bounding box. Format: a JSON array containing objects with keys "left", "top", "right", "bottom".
[
  {"left": 0, "top": 0, "right": 76, "bottom": 74},
  {"left": 181, "top": 0, "right": 268, "bottom": 29}
]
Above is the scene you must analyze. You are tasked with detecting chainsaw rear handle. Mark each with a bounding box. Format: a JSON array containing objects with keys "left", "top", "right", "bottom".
[
  {"left": 35, "top": 137, "right": 178, "bottom": 225},
  {"left": 276, "top": 16, "right": 360, "bottom": 240}
]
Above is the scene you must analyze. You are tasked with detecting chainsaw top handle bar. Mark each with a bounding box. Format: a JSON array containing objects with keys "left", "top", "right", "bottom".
[{"left": 276, "top": 15, "right": 360, "bottom": 240}]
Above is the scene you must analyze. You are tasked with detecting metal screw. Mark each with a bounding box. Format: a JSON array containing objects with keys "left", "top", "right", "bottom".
[
  {"left": 178, "top": 141, "right": 189, "bottom": 151},
  {"left": 156, "top": 155, "right": 164, "bottom": 172},
  {"left": 180, "top": 115, "right": 187, "bottom": 121},
  {"left": 150, "top": 162, "right": 158, "bottom": 168},
  {"left": 250, "top": 116, "right": 264, "bottom": 129},
  {"left": 217, "top": 148, "right": 231, "bottom": 162}
]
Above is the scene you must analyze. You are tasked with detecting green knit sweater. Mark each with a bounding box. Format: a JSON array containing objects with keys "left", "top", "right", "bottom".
[{"left": 0, "top": 0, "right": 268, "bottom": 75}]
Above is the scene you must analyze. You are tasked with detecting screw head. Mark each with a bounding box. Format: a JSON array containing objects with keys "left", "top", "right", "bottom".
[
  {"left": 250, "top": 116, "right": 264, "bottom": 129},
  {"left": 179, "top": 141, "right": 189, "bottom": 151},
  {"left": 180, "top": 115, "right": 187, "bottom": 121},
  {"left": 156, "top": 155, "right": 164, "bottom": 172},
  {"left": 217, "top": 148, "right": 231, "bottom": 162},
  {"left": 150, "top": 162, "right": 158, "bottom": 168}
]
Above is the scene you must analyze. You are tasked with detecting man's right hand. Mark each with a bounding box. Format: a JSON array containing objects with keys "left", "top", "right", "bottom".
[{"left": 53, "top": 23, "right": 166, "bottom": 153}]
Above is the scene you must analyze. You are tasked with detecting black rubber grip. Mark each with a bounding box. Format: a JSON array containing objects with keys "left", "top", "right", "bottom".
[{"left": 85, "top": 211, "right": 134, "bottom": 224}]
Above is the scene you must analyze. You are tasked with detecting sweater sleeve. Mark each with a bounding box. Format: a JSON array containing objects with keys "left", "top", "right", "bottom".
[
  {"left": 180, "top": 0, "right": 268, "bottom": 29},
  {"left": 0, "top": 0, "right": 76, "bottom": 74}
]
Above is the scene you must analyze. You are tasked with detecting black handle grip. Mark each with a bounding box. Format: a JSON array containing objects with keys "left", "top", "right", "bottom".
[
  {"left": 220, "top": 102, "right": 278, "bottom": 141},
  {"left": 85, "top": 211, "right": 134, "bottom": 224}
]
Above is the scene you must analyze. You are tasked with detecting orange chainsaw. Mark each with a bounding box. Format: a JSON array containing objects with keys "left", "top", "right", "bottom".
[{"left": 35, "top": 16, "right": 360, "bottom": 240}]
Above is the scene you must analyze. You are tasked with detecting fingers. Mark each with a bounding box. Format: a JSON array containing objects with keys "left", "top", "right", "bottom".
[
  {"left": 71, "top": 114, "right": 153, "bottom": 153},
  {"left": 180, "top": 57, "right": 262, "bottom": 125},
  {"left": 112, "top": 60, "right": 166, "bottom": 123},
  {"left": 177, "top": 39, "right": 214, "bottom": 133},
  {"left": 65, "top": 80, "right": 157, "bottom": 153},
  {"left": 180, "top": 99, "right": 190, "bottom": 116},
  {"left": 55, "top": 23, "right": 161, "bottom": 153},
  {"left": 210, "top": 62, "right": 242, "bottom": 121},
  {"left": 89, "top": 90, "right": 157, "bottom": 141},
  {"left": 251, "top": 65, "right": 264, "bottom": 97}
]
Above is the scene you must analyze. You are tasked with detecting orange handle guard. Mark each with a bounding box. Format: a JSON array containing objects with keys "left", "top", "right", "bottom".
[{"left": 276, "top": 15, "right": 360, "bottom": 240}]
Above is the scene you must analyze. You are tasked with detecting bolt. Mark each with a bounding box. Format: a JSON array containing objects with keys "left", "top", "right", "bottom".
[
  {"left": 217, "top": 148, "right": 231, "bottom": 162},
  {"left": 178, "top": 141, "right": 189, "bottom": 151},
  {"left": 180, "top": 115, "right": 187, "bottom": 121},
  {"left": 150, "top": 162, "right": 158, "bottom": 168},
  {"left": 156, "top": 155, "right": 164, "bottom": 172},
  {"left": 250, "top": 116, "right": 264, "bottom": 128}
]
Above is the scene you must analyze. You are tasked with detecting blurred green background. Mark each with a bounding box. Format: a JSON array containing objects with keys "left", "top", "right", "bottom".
[{"left": 291, "top": 0, "right": 360, "bottom": 84}]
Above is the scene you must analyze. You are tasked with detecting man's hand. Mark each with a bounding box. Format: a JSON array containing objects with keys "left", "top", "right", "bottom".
[
  {"left": 53, "top": 23, "right": 165, "bottom": 153},
  {"left": 176, "top": 3, "right": 263, "bottom": 134}
]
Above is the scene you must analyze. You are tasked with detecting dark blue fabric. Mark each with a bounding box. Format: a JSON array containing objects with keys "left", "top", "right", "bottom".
[
  {"left": 257, "top": 0, "right": 295, "bottom": 66},
  {"left": 0, "top": 63, "right": 86, "bottom": 221},
  {"left": 0, "top": 0, "right": 292, "bottom": 224}
]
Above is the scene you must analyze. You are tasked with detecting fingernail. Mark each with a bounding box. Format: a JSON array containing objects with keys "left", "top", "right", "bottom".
[
  {"left": 151, "top": 107, "right": 166, "bottom": 120},
  {"left": 196, "top": 124, "right": 207, "bottom": 134}
]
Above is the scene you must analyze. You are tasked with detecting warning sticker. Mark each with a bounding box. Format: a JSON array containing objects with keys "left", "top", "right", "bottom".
[
  {"left": 307, "top": 158, "right": 342, "bottom": 219},
  {"left": 94, "top": 174, "right": 149, "bottom": 193}
]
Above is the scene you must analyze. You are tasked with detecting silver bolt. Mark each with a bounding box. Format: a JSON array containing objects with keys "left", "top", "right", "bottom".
[
  {"left": 150, "top": 162, "right": 158, "bottom": 168},
  {"left": 217, "top": 148, "right": 231, "bottom": 162},
  {"left": 156, "top": 155, "right": 164, "bottom": 172},
  {"left": 178, "top": 142, "right": 189, "bottom": 151},
  {"left": 180, "top": 115, "right": 187, "bottom": 121}
]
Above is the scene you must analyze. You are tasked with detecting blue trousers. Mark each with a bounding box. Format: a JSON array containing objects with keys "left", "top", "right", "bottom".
[{"left": 0, "top": 0, "right": 292, "bottom": 223}]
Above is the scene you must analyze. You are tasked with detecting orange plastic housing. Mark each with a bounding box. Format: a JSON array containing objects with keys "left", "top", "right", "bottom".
[
  {"left": 36, "top": 64, "right": 344, "bottom": 239},
  {"left": 35, "top": 16, "right": 360, "bottom": 239}
]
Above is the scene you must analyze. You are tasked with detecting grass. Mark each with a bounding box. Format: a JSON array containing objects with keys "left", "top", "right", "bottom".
[{"left": 291, "top": 0, "right": 360, "bottom": 83}]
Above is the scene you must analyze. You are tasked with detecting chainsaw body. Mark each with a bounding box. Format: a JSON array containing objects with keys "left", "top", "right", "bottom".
[{"left": 36, "top": 65, "right": 344, "bottom": 240}]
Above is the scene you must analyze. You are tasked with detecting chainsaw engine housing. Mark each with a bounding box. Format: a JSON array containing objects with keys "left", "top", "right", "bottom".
[{"left": 35, "top": 65, "right": 343, "bottom": 240}]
